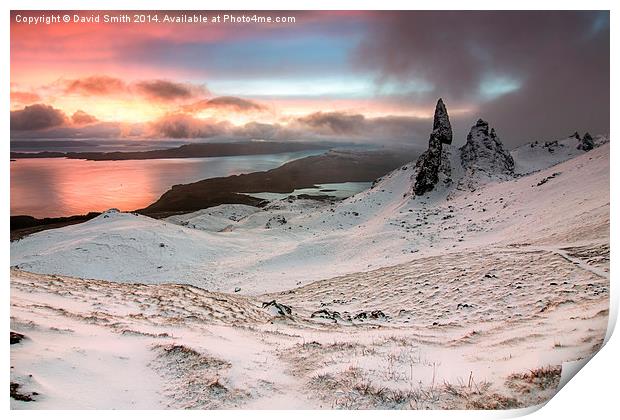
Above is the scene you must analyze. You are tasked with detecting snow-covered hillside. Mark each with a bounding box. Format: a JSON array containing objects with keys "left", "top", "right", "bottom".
[
  {"left": 10, "top": 104, "right": 610, "bottom": 409},
  {"left": 10, "top": 139, "right": 610, "bottom": 294},
  {"left": 511, "top": 133, "right": 608, "bottom": 175}
]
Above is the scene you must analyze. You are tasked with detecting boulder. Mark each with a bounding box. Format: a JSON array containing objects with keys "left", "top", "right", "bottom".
[
  {"left": 261, "top": 300, "right": 292, "bottom": 317},
  {"left": 577, "top": 132, "right": 595, "bottom": 151}
]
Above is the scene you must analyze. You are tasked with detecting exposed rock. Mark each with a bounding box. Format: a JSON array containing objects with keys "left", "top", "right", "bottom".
[
  {"left": 578, "top": 132, "right": 595, "bottom": 151},
  {"left": 353, "top": 310, "right": 387, "bottom": 321},
  {"left": 413, "top": 98, "right": 453, "bottom": 195},
  {"left": 569, "top": 131, "right": 581, "bottom": 140},
  {"left": 11, "top": 382, "right": 37, "bottom": 402},
  {"left": 432, "top": 98, "right": 453, "bottom": 145},
  {"left": 261, "top": 300, "right": 292, "bottom": 317},
  {"left": 454, "top": 119, "right": 515, "bottom": 192},
  {"left": 311, "top": 309, "right": 389, "bottom": 323},
  {"left": 265, "top": 215, "right": 287, "bottom": 229},
  {"left": 10, "top": 331, "right": 25, "bottom": 345},
  {"left": 460, "top": 119, "right": 515, "bottom": 178},
  {"left": 536, "top": 172, "right": 561, "bottom": 187},
  {"left": 311, "top": 308, "right": 349, "bottom": 323}
]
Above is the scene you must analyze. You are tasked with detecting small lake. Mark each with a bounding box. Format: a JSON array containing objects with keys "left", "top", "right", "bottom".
[
  {"left": 10, "top": 150, "right": 327, "bottom": 218},
  {"left": 243, "top": 182, "right": 372, "bottom": 201}
]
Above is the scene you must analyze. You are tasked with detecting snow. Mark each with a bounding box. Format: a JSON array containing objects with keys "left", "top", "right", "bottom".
[
  {"left": 510, "top": 134, "right": 608, "bottom": 175},
  {"left": 165, "top": 204, "right": 260, "bottom": 232},
  {"left": 10, "top": 137, "right": 610, "bottom": 409},
  {"left": 11, "top": 143, "right": 609, "bottom": 294}
]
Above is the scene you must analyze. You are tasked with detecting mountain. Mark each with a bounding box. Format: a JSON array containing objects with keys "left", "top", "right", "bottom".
[
  {"left": 10, "top": 114, "right": 609, "bottom": 293},
  {"left": 10, "top": 100, "right": 609, "bottom": 409}
]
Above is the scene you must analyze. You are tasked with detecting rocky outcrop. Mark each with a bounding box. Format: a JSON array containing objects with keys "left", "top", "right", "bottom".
[
  {"left": 460, "top": 119, "right": 514, "bottom": 177},
  {"left": 265, "top": 215, "right": 287, "bottom": 229},
  {"left": 10, "top": 331, "right": 25, "bottom": 345},
  {"left": 261, "top": 300, "right": 292, "bottom": 317},
  {"left": 456, "top": 119, "right": 514, "bottom": 192},
  {"left": 413, "top": 98, "right": 453, "bottom": 195},
  {"left": 578, "top": 132, "right": 595, "bottom": 151},
  {"left": 310, "top": 309, "right": 388, "bottom": 324}
]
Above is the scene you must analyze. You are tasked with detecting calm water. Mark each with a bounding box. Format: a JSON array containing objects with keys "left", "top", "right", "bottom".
[
  {"left": 10, "top": 150, "right": 326, "bottom": 218},
  {"left": 243, "top": 182, "right": 372, "bottom": 201}
]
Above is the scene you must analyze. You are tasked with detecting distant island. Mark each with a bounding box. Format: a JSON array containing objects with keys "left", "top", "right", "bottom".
[{"left": 10, "top": 141, "right": 333, "bottom": 161}]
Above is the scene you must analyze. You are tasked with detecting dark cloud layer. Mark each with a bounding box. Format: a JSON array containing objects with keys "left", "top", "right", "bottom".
[
  {"left": 10, "top": 104, "right": 68, "bottom": 131},
  {"left": 353, "top": 11, "right": 609, "bottom": 146},
  {"left": 62, "top": 76, "right": 207, "bottom": 102},
  {"left": 134, "top": 79, "right": 206, "bottom": 101},
  {"left": 149, "top": 114, "right": 231, "bottom": 138},
  {"left": 297, "top": 112, "right": 365, "bottom": 135},
  {"left": 295, "top": 112, "right": 429, "bottom": 143},
  {"left": 9, "top": 101, "right": 433, "bottom": 146},
  {"left": 146, "top": 110, "right": 430, "bottom": 145},
  {"left": 182, "top": 96, "right": 267, "bottom": 113},
  {"left": 10, "top": 122, "right": 140, "bottom": 140}
]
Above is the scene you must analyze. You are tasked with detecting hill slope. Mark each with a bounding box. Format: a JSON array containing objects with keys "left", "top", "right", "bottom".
[{"left": 11, "top": 138, "right": 609, "bottom": 294}]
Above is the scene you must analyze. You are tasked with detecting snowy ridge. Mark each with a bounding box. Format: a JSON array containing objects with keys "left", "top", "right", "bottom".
[{"left": 511, "top": 133, "right": 609, "bottom": 175}]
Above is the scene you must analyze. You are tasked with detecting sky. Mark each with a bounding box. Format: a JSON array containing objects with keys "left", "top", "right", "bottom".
[{"left": 10, "top": 10, "right": 610, "bottom": 148}]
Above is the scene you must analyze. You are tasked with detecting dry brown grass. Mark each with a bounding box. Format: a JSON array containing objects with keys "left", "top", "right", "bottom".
[
  {"left": 506, "top": 365, "right": 561, "bottom": 394},
  {"left": 307, "top": 365, "right": 526, "bottom": 409},
  {"left": 309, "top": 366, "right": 413, "bottom": 408},
  {"left": 150, "top": 343, "right": 245, "bottom": 408}
]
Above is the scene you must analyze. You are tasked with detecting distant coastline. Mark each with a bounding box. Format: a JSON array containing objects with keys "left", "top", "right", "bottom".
[
  {"left": 10, "top": 148, "right": 418, "bottom": 238},
  {"left": 10, "top": 141, "right": 336, "bottom": 161},
  {"left": 10, "top": 213, "right": 101, "bottom": 241},
  {"left": 139, "top": 149, "right": 417, "bottom": 217}
]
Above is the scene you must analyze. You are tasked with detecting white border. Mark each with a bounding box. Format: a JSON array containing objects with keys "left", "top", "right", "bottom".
[{"left": 2, "top": 1, "right": 616, "bottom": 419}]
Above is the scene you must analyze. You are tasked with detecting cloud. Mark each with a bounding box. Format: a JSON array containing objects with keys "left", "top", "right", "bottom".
[
  {"left": 10, "top": 91, "right": 41, "bottom": 105},
  {"left": 62, "top": 75, "right": 208, "bottom": 103},
  {"left": 10, "top": 121, "right": 144, "bottom": 140},
  {"left": 64, "top": 75, "right": 126, "bottom": 95},
  {"left": 182, "top": 96, "right": 267, "bottom": 113},
  {"left": 293, "top": 111, "right": 430, "bottom": 144},
  {"left": 10, "top": 104, "right": 68, "bottom": 131},
  {"left": 134, "top": 80, "right": 207, "bottom": 101},
  {"left": 296, "top": 112, "right": 365, "bottom": 135},
  {"left": 9, "top": 103, "right": 434, "bottom": 146},
  {"left": 60, "top": 75, "right": 208, "bottom": 106},
  {"left": 149, "top": 114, "right": 231, "bottom": 138},
  {"left": 233, "top": 121, "right": 285, "bottom": 140},
  {"left": 352, "top": 11, "right": 609, "bottom": 146},
  {"left": 144, "top": 108, "right": 435, "bottom": 144},
  {"left": 71, "top": 110, "right": 99, "bottom": 125}
]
